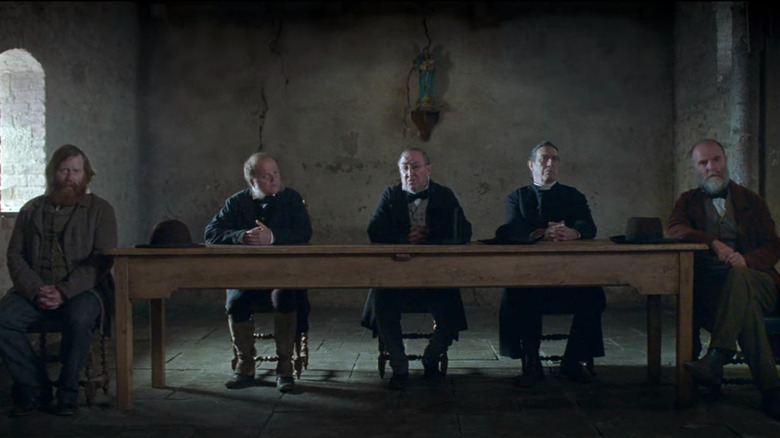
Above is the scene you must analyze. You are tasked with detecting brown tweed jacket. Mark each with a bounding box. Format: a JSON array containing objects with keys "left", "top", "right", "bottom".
[{"left": 666, "top": 181, "right": 780, "bottom": 286}]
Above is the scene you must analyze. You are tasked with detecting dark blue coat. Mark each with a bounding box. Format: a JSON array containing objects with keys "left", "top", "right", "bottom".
[{"left": 204, "top": 187, "right": 312, "bottom": 245}]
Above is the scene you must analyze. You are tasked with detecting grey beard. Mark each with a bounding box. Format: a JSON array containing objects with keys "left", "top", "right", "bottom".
[{"left": 702, "top": 175, "right": 729, "bottom": 195}]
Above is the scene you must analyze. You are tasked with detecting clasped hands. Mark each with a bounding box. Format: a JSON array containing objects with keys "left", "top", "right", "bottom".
[
  {"left": 711, "top": 239, "right": 746, "bottom": 267},
  {"left": 36, "top": 285, "right": 65, "bottom": 310},
  {"left": 243, "top": 220, "right": 273, "bottom": 245},
  {"left": 408, "top": 225, "right": 429, "bottom": 244},
  {"left": 533, "top": 221, "right": 579, "bottom": 241}
]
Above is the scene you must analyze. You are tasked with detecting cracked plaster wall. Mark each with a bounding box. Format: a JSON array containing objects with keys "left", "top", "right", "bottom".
[
  {"left": 5, "top": 4, "right": 774, "bottom": 309},
  {"left": 0, "top": 2, "right": 140, "bottom": 295},
  {"left": 142, "top": 6, "right": 675, "bottom": 308}
]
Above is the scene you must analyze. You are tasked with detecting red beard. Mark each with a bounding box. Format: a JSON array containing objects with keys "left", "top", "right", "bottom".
[{"left": 49, "top": 181, "right": 88, "bottom": 206}]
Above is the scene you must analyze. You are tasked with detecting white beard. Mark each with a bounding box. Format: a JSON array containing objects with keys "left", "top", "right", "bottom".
[{"left": 702, "top": 175, "right": 729, "bottom": 195}]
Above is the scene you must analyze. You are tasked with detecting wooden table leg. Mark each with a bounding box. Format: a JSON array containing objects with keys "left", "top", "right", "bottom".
[
  {"left": 151, "top": 298, "right": 166, "bottom": 388},
  {"left": 647, "top": 295, "right": 662, "bottom": 384},
  {"left": 113, "top": 258, "right": 134, "bottom": 410},
  {"left": 676, "top": 252, "right": 694, "bottom": 408}
]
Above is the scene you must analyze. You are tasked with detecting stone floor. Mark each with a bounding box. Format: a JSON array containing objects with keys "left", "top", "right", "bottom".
[{"left": 1, "top": 302, "right": 779, "bottom": 438}]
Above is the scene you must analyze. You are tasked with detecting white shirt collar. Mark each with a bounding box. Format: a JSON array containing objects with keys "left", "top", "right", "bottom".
[{"left": 533, "top": 181, "right": 557, "bottom": 191}]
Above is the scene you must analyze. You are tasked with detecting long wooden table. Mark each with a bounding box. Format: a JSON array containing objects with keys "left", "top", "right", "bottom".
[{"left": 107, "top": 240, "right": 706, "bottom": 410}]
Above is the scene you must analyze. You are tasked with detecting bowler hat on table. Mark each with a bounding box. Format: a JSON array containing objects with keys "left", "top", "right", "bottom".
[
  {"left": 479, "top": 223, "right": 543, "bottom": 245},
  {"left": 609, "top": 217, "right": 679, "bottom": 244},
  {"left": 135, "top": 219, "right": 205, "bottom": 248}
]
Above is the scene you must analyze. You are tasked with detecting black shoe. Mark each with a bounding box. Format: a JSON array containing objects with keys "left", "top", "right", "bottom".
[
  {"left": 56, "top": 399, "right": 78, "bottom": 416},
  {"left": 423, "top": 361, "right": 444, "bottom": 387},
  {"left": 514, "top": 350, "right": 544, "bottom": 388},
  {"left": 512, "top": 371, "right": 544, "bottom": 388},
  {"left": 276, "top": 376, "right": 295, "bottom": 393},
  {"left": 762, "top": 388, "right": 780, "bottom": 421},
  {"left": 9, "top": 398, "right": 42, "bottom": 417},
  {"left": 559, "top": 358, "right": 593, "bottom": 384},
  {"left": 684, "top": 348, "right": 727, "bottom": 392},
  {"left": 225, "top": 373, "right": 255, "bottom": 389},
  {"left": 9, "top": 387, "right": 52, "bottom": 417},
  {"left": 388, "top": 372, "right": 409, "bottom": 391},
  {"left": 55, "top": 388, "right": 79, "bottom": 416}
]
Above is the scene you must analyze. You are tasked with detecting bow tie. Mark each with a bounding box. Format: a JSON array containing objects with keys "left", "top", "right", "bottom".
[
  {"left": 405, "top": 190, "right": 429, "bottom": 203},
  {"left": 706, "top": 189, "right": 728, "bottom": 199}
]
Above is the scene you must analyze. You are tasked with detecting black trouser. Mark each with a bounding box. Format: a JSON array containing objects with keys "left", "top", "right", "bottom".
[{"left": 499, "top": 287, "right": 606, "bottom": 361}]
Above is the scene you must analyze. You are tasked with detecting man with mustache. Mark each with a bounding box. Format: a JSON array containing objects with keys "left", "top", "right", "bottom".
[
  {"left": 667, "top": 139, "right": 780, "bottom": 420},
  {"left": 0, "top": 144, "right": 117, "bottom": 417},
  {"left": 360, "top": 148, "right": 472, "bottom": 390},
  {"left": 494, "top": 141, "right": 605, "bottom": 387}
]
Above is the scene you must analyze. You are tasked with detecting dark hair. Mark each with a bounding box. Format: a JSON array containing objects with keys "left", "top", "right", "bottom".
[
  {"left": 689, "top": 138, "right": 725, "bottom": 158},
  {"left": 45, "top": 144, "right": 95, "bottom": 188},
  {"left": 528, "top": 140, "right": 558, "bottom": 162},
  {"left": 398, "top": 147, "right": 431, "bottom": 165}
]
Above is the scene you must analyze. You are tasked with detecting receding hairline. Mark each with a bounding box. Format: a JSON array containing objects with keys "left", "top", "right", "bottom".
[
  {"left": 689, "top": 138, "right": 725, "bottom": 159},
  {"left": 528, "top": 141, "right": 559, "bottom": 162},
  {"left": 398, "top": 147, "right": 431, "bottom": 166},
  {"left": 243, "top": 152, "right": 279, "bottom": 181}
]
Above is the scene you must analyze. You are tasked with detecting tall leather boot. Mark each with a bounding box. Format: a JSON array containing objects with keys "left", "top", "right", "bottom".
[
  {"left": 226, "top": 316, "right": 256, "bottom": 389},
  {"left": 274, "top": 311, "right": 297, "bottom": 393}
]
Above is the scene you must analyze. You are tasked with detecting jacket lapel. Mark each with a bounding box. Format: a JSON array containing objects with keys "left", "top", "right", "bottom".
[{"left": 392, "top": 186, "right": 411, "bottom": 230}]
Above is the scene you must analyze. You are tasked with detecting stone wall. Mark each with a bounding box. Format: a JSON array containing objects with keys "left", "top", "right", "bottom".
[
  {"left": 1, "top": 2, "right": 776, "bottom": 310},
  {"left": 0, "top": 1, "right": 140, "bottom": 296},
  {"left": 141, "top": 3, "right": 675, "bottom": 308}
]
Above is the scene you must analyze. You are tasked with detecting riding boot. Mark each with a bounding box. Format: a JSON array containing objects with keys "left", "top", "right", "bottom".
[
  {"left": 226, "top": 317, "right": 256, "bottom": 389},
  {"left": 274, "top": 311, "right": 297, "bottom": 392}
]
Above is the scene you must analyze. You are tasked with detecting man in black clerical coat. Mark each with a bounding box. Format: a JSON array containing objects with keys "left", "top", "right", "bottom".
[
  {"left": 360, "top": 148, "right": 472, "bottom": 391},
  {"left": 496, "top": 141, "right": 605, "bottom": 387}
]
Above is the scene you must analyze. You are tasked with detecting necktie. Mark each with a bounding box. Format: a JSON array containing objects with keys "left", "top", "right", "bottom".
[
  {"left": 406, "top": 189, "right": 429, "bottom": 203},
  {"left": 712, "top": 198, "right": 726, "bottom": 218},
  {"left": 705, "top": 189, "right": 727, "bottom": 217}
]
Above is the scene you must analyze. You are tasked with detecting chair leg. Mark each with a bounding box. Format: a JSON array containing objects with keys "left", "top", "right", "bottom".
[
  {"left": 378, "top": 338, "right": 387, "bottom": 378},
  {"left": 294, "top": 333, "right": 303, "bottom": 379},
  {"left": 83, "top": 348, "right": 97, "bottom": 407},
  {"left": 300, "top": 332, "right": 309, "bottom": 372},
  {"left": 98, "top": 335, "right": 110, "bottom": 397},
  {"left": 30, "top": 328, "right": 111, "bottom": 407}
]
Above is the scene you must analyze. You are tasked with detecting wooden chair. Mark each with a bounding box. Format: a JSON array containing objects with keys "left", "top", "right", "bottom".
[
  {"left": 377, "top": 313, "right": 448, "bottom": 378},
  {"left": 230, "top": 291, "right": 310, "bottom": 379},
  {"left": 251, "top": 330, "right": 309, "bottom": 379},
  {"left": 535, "top": 288, "right": 605, "bottom": 375},
  {"left": 540, "top": 331, "right": 595, "bottom": 374},
  {"left": 27, "top": 318, "right": 109, "bottom": 407}
]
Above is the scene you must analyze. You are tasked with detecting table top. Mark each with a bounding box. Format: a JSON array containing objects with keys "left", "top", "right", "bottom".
[{"left": 106, "top": 239, "right": 707, "bottom": 257}]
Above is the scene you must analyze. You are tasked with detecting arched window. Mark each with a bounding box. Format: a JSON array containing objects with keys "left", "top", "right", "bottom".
[{"left": 0, "top": 48, "right": 46, "bottom": 214}]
